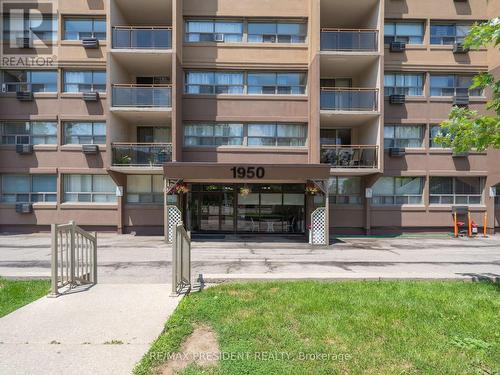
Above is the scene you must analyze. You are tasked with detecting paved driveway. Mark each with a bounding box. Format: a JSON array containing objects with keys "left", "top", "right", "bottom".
[{"left": 1, "top": 233, "right": 499, "bottom": 282}]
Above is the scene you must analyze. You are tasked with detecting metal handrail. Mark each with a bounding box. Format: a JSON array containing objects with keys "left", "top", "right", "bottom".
[
  {"left": 320, "top": 87, "right": 379, "bottom": 92},
  {"left": 113, "top": 26, "right": 172, "bottom": 30},
  {"left": 321, "top": 145, "right": 379, "bottom": 168},
  {"left": 112, "top": 84, "right": 172, "bottom": 88},
  {"left": 321, "top": 28, "right": 379, "bottom": 32}
]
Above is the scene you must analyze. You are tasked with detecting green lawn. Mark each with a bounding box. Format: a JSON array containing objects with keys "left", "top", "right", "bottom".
[
  {"left": 0, "top": 278, "right": 50, "bottom": 318},
  {"left": 136, "top": 281, "right": 499, "bottom": 375}
]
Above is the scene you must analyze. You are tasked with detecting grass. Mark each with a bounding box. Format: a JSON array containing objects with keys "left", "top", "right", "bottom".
[
  {"left": 135, "top": 281, "right": 500, "bottom": 375},
  {"left": 0, "top": 278, "right": 50, "bottom": 318}
]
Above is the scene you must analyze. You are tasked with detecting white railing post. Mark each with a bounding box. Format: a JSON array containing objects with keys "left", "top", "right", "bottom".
[
  {"left": 49, "top": 224, "right": 59, "bottom": 297},
  {"left": 93, "top": 231, "right": 98, "bottom": 284},
  {"left": 69, "top": 221, "right": 76, "bottom": 285},
  {"left": 171, "top": 223, "right": 178, "bottom": 296}
]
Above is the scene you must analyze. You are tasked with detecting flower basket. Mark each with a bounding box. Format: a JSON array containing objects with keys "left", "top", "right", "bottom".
[
  {"left": 305, "top": 183, "right": 320, "bottom": 196},
  {"left": 175, "top": 182, "right": 189, "bottom": 195},
  {"left": 239, "top": 187, "right": 251, "bottom": 197}
]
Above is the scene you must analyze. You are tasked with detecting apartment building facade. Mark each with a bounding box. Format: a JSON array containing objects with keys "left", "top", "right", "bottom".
[{"left": 0, "top": 0, "right": 498, "bottom": 237}]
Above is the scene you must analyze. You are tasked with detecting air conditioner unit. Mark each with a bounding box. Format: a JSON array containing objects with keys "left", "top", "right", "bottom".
[
  {"left": 82, "top": 91, "right": 99, "bottom": 101},
  {"left": 16, "top": 37, "right": 33, "bottom": 49},
  {"left": 82, "top": 37, "right": 99, "bottom": 49},
  {"left": 452, "top": 151, "right": 469, "bottom": 158},
  {"left": 389, "top": 94, "right": 406, "bottom": 104},
  {"left": 390, "top": 41, "right": 406, "bottom": 52},
  {"left": 453, "top": 0, "right": 468, "bottom": 2},
  {"left": 16, "top": 144, "right": 34, "bottom": 154},
  {"left": 15, "top": 203, "right": 33, "bottom": 214},
  {"left": 453, "top": 94, "right": 469, "bottom": 107},
  {"left": 16, "top": 91, "right": 34, "bottom": 101},
  {"left": 213, "top": 33, "right": 224, "bottom": 42},
  {"left": 453, "top": 42, "right": 469, "bottom": 54},
  {"left": 82, "top": 144, "right": 99, "bottom": 154},
  {"left": 389, "top": 147, "right": 406, "bottom": 157}
]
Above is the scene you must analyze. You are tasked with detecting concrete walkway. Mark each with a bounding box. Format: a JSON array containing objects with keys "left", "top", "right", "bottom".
[{"left": 0, "top": 284, "right": 180, "bottom": 375}]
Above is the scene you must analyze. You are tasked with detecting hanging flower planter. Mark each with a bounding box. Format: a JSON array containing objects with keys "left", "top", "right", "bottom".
[
  {"left": 305, "top": 183, "right": 320, "bottom": 196},
  {"left": 175, "top": 182, "right": 189, "bottom": 195},
  {"left": 239, "top": 186, "right": 251, "bottom": 197}
]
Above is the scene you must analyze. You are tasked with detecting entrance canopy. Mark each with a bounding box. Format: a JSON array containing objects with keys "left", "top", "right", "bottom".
[{"left": 164, "top": 163, "right": 331, "bottom": 183}]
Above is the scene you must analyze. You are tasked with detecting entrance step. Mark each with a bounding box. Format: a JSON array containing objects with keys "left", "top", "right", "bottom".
[{"left": 191, "top": 234, "right": 307, "bottom": 243}]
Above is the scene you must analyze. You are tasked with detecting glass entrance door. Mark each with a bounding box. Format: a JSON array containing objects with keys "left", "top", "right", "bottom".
[{"left": 188, "top": 185, "right": 235, "bottom": 232}]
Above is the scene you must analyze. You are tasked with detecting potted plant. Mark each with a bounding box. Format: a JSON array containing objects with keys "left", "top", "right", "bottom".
[
  {"left": 119, "top": 155, "right": 132, "bottom": 165},
  {"left": 239, "top": 186, "right": 251, "bottom": 197},
  {"left": 175, "top": 182, "right": 189, "bottom": 195}
]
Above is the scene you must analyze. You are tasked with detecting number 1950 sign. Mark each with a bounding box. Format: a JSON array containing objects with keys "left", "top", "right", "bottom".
[{"left": 230, "top": 166, "right": 266, "bottom": 179}]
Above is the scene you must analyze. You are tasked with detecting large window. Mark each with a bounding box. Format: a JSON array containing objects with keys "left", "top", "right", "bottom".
[
  {"left": 185, "top": 20, "right": 243, "bottom": 42},
  {"left": 248, "top": 22, "right": 306, "bottom": 43},
  {"left": 247, "top": 72, "right": 306, "bottom": 95},
  {"left": 384, "top": 125, "right": 424, "bottom": 148},
  {"left": 1, "top": 70, "right": 57, "bottom": 92},
  {"left": 372, "top": 177, "right": 424, "bottom": 205},
  {"left": 430, "top": 75, "right": 483, "bottom": 97},
  {"left": 63, "top": 175, "right": 116, "bottom": 203},
  {"left": 185, "top": 71, "right": 244, "bottom": 94},
  {"left": 63, "top": 18, "right": 106, "bottom": 40},
  {"left": 384, "top": 73, "right": 424, "bottom": 96},
  {"left": 430, "top": 24, "right": 471, "bottom": 45},
  {"left": 0, "top": 121, "right": 57, "bottom": 145},
  {"left": 185, "top": 71, "right": 307, "bottom": 95},
  {"left": 0, "top": 174, "right": 57, "bottom": 203},
  {"left": 430, "top": 177, "right": 483, "bottom": 205},
  {"left": 384, "top": 22, "right": 424, "bottom": 44},
  {"left": 329, "top": 177, "right": 362, "bottom": 205},
  {"left": 320, "top": 129, "right": 352, "bottom": 145},
  {"left": 64, "top": 122, "right": 106, "bottom": 145},
  {"left": 126, "top": 175, "right": 163, "bottom": 204},
  {"left": 63, "top": 71, "right": 106, "bottom": 93},
  {"left": 429, "top": 125, "right": 448, "bottom": 148},
  {"left": 2, "top": 13, "right": 57, "bottom": 42},
  {"left": 184, "top": 123, "right": 307, "bottom": 147}
]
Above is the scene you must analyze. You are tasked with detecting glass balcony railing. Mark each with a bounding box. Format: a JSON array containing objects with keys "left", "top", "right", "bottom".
[
  {"left": 112, "top": 143, "right": 172, "bottom": 167},
  {"left": 320, "top": 88, "right": 378, "bottom": 111},
  {"left": 112, "top": 84, "right": 172, "bottom": 107},
  {"left": 321, "top": 145, "right": 378, "bottom": 168},
  {"left": 112, "top": 26, "right": 172, "bottom": 49},
  {"left": 320, "top": 29, "right": 378, "bottom": 51}
]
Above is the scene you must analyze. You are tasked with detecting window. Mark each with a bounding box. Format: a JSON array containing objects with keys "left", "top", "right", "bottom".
[
  {"left": 430, "top": 177, "right": 483, "bottom": 205},
  {"left": 248, "top": 22, "right": 306, "bottom": 43},
  {"left": 0, "top": 121, "right": 57, "bottom": 145},
  {"left": 495, "top": 185, "right": 500, "bottom": 206},
  {"left": 384, "top": 125, "right": 424, "bottom": 148},
  {"left": 2, "top": 70, "right": 57, "bottom": 92},
  {"left": 126, "top": 175, "right": 163, "bottom": 204},
  {"left": 429, "top": 125, "right": 448, "bottom": 148},
  {"left": 185, "top": 20, "right": 243, "bottom": 42},
  {"left": 63, "top": 71, "right": 106, "bottom": 93},
  {"left": 2, "top": 13, "right": 57, "bottom": 42},
  {"left": 185, "top": 123, "right": 244, "bottom": 146},
  {"left": 63, "top": 18, "right": 106, "bottom": 40},
  {"left": 384, "top": 22, "right": 424, "bottom": 44},
  {"left": 63, "top": 175, "right": 116, "bottom": 203},
  {"left": 247, "top": 123, "right": 307, "bottom": 146},
  {"left": 64, "top": 122, "right": 106, "bottom": 145},
  {"left": 430, "top": 24, "right": 471, "bottom": 45},
  {"left": 430, "top": 75, "right": 482, "bottom": 97},
  {"left": 185, "top": 71, "right": 307, "bottom": 95},
  {"left": 247, "top": 72, "right": 306, "bottom": 95},
  {"left": 0, "top": 174, "right": 57, "bottom": 203},
  {"left": 372, "top": 177, "right": 424, "bottom": 205},
  {"left": 384, "top": 73, "right": 424, "bottom": 96},
  {"left": 320, "top": 129, "right": 351, "bottom": 145},
  {"left": 185, "top": 71, "right": 244, "bottom": 94},
  {"left": 329, "top": 177, "right": 362, "bottom": 204},
  {"left": 184, "top": 123, "right": 307, "bottom": 147}
]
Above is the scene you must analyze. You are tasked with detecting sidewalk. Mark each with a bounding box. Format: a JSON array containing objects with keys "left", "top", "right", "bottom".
[{"left": 0, "top": 284, "right": 181, "bottom": 375}]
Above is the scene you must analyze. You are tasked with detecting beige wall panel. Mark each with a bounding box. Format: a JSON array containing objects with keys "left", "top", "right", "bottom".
[
  {"left": 182, "top": 149, "right": 308, "bottom": 164},
  {"left": 385, "top": 0, "right": 488, "bottom": 20},
  {"left": 183, "top": 0, "right": 309, "bottom": 17}
]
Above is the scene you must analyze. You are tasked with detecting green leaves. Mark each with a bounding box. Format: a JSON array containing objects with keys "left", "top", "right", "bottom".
[{"left": 464, "top": 17, "right": 500, "bottom": 49}]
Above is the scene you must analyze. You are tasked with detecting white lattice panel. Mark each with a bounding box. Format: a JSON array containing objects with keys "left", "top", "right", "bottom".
[
  {"left": 311, "top": 207, "right": 327, "bottom": 245},
  {"left": 167, "top": 205, "right": 182, "bottom": 243}
]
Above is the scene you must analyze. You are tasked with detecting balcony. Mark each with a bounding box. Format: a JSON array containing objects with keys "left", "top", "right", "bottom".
[
  {"left": 320, "top": 88, "right": 378, "bottom": 111},
  {"left": 320, "top": 29, "right": 378, "bottom": 52},
  {"left": 111, "top": 84, "right": 172, "bottom": 108},
  {"left": 321, "top": 145, "right": 378, "bottom": 169},
  {"left": 112, "top": 143, "right": 172, "bottom": 167},
  {"left": 112, "top": 26, "right": 172, "bottom": 49}
]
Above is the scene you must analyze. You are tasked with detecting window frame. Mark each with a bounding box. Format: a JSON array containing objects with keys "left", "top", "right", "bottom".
[
  {"left": 126, "top": 175, "right": 163, "bottom": 204},
  {"left": 247, "top": 21, "right": 307, "bottom": 44},
  {"left": 430, "top": 23, "right": 472, "bottom": 45},
  {"left": 1, "top": 70, "right": 58, "bottom": 93},
  {"left": 329, "top": 177, "right": 363, "bottom": 205},
  {"left": 384, "top": 21, "right": 424, "bottom": 45},
  {"left": 185, "top": 19, "right": 244, "bottom": 43},
  {"left": 429, "top": 74, "right": 483, "bottom": 97},
  {"left": 0, "top": 121, "right": 57, "bottom": 145},
  {"left": 63, "top": 17, "right": 106, "bottom": 41},
  {"left": 429, "top": 177, "right": 484, "bottom": 205},
  {"left": 384, "top": 72, "right": 424, "bottom": 97},
  {"left": 63, "top": 70, "right": 106, "bottom": 93},
  {"left": 0, "top": 174, "right": 57, "bottom": 203},
  {"left": 63, "top": 174, "right": 117, "bottom": 203},
  {"left": 2, "top": 13, "right": 58, "bottom": 43},
  {"left": 63, "top": 122, "right": 106, "bottom": 145}
]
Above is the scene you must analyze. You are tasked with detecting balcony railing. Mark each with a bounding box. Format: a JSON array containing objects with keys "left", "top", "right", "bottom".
[
  {"left": 320, "top": 29, "right": 378, "bottom": 51},
  {"left": 112, "top": 84, "right": 172, "bottom": 107},
  {"left": 321, "top": 145, "right": 378, "bottom": 168},
  {"left": 112, "top": 143, "right": 172, "bottom": 167},
  {"left": 112, "top": 26, "right": 172, "bottom": 49},
  {"left": 320, "top": 88, "right": 378, "bottom": 111}
]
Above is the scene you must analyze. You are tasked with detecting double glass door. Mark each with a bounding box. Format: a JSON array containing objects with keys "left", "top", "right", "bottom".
[{"left": 189, "top": 189, "right": 234, "bottom": 232}]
